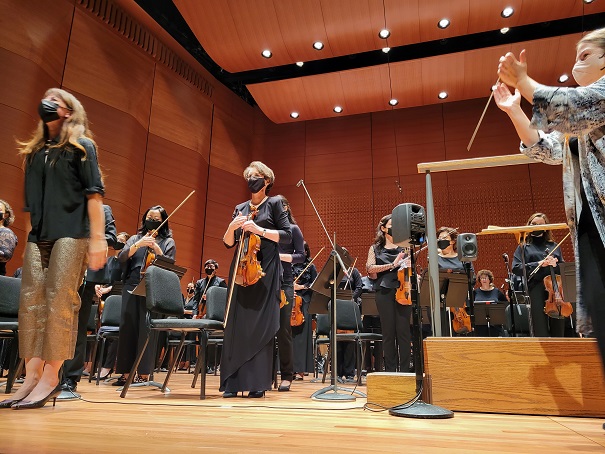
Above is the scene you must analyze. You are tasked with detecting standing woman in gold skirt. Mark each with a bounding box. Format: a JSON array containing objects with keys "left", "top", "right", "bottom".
[{"left": 0, "top": 88, "right": 106, "bottom": 409}]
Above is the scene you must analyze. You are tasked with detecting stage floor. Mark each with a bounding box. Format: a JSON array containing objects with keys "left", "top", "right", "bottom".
[{"left": 1, "top": 372, "right": 603, "bottom": 453}]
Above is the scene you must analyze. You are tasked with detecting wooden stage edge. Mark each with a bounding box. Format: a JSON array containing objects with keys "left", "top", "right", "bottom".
[{"left": 423, "top": 337, "right": 605, "bottom": 417}]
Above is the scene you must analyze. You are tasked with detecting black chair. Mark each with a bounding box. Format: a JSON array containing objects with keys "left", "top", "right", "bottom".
[
  {"left": 0, "top": 276, "right": 22, "bottom": 393},
  {"left": 321, "top": 299, "right": 382, "bottom": 385},
  {"left": 505, "top": 303, "right": 531, "bottom": 336},
  {"left": 89, "top": 295, "right": 122, "bottom": 384},
  {"left": 120, "top": 266, "right": 224, "bottom": 399}
]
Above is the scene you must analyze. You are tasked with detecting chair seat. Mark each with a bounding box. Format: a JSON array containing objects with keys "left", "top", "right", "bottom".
[
  {"left": 0, "top": 322, "right": 18, "bottom": 331},
  {"left": 151, "top": 318, "right": 223, "bottom": 331},
  {"left": 98, "top": 326, "right": 120, "bottom": 335},
  {"left": 336, "top": 333, "right": 382, "bottom": 342}
]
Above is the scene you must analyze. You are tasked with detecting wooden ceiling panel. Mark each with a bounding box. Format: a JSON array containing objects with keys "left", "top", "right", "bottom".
[
  {"left": 388, "top": 60, "right": 424, "bottom": 109},
  {"left": 382, "top": 0, "right": 421, "bottom": 47},
  {"left": 420, "top": 54, "right": 466, "bottom": 105},
  {"left": 418, "top": 0, "right": 471, "bottom": 42},
  {"left": 462, "top": 45, "right": 512, "bottom": 98},
  {"left": 340, "top": 66, "right": 393, "bottom": 115},
  {"left": 248, "top": 78, "right": 313, "bottom": 124},
  {"left": 301, "top": 73, "right": 346, "bottom": 119}
]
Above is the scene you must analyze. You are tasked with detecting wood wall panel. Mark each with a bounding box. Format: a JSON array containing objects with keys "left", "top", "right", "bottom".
[
  {"left": 0, "top": 0, "right": 73, "bottom": 84},
  {"left": 0, "top": 104, "right": 37, "bottom": 169},
  {"left": 210, "top": 107, "right": 254, "bottom": 175},
  {"left": 62, "top": 9, "right": 154, "bottom": 129},
  {"left": 306, "top": 115, "right": 371, "bottom": 155},
  {"left": 148, "top": 65, "right": 212, "bottom": 156}
]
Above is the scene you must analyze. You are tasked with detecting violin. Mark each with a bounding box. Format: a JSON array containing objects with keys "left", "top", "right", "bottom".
[
  {"left": 543, "top": 250, "right": 573, "bottom": 319},
  {"left": 396, "top": 266, "right": 412, "bottom": 305},
  {"left": 451, "top": 306, "right": 472, "bottom": 334},
  {"left": 234, "top": 207, "right": 265, "bottom": 287},
  {"left": 280, "top": 290, "right": 288, "bottom": 309},
  {"left": 290, "top": 247, "right": 324, "bottom": 327}
]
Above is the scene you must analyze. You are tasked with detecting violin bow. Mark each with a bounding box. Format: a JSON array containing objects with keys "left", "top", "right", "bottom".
[
  {"left": 467, "top": 78, "right": 500, "bottom": 151},
  {"left": 527, "top": 232, "right": 571, "bottom": 280},
  {"left": 148, "top": 190, "right": 195, "bottom": 237},
  {"left": 343, "top": 257, "right": 358, "bottom": 290},
  {"left": 293, "top": 247, "right": 325, "bottom": 286}
]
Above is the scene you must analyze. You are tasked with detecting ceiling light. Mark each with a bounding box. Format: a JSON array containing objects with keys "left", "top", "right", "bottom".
[
  {"left": 313, "top": 41, "right": 324, "bottom": 50},
  {"left": 290, "top": 112, "right": 299, "bottom": 119},
  {"left": 558, "top": 74, "right": 569, "bottom": 83},
  {"left": 296, "top": 61, "right": 304, "bottom": 67},
  {"left": 501, "top": 7, "right": 514, "bottom": 18},
  {"left": 438, "top": 91, "right": 448, "bottom": 99},
  {"left": 261, "top": 49, "right": 272, "bottom": 58},
  {"left": 438, "top": 18, "right": 450, "bottom": 29},
  {"left": 333, "top": 106, "right": 343, "bottom": 113},
  {"left": 500, "top": 27, "right": 510, "bottom": 34},
  {"left": 584, "top": 0, "right": 595, "bottom": 3},
  {"left": 382, "top": 47, "right": 390, "bottom": 53},
  {"left": 378, "top": 29, "right": 390, "bottom": 39},
  {"left": 389, "top": 99, "right": 399, "bottom": 106}
]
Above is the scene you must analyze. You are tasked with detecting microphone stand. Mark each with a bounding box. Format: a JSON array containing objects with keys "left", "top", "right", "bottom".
[{"left": 297, "top": 180, "right": 364, "bottom": 401}]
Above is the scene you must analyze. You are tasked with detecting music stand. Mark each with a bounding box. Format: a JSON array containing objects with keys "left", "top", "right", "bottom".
[
  {"left": 473, "top": 302, "right": 506, "bottom": 336},
  {"left": 559, "top": 262, "right": 577, "bottom": 303},
  {"left": 126, "top": 257, "right": 187, "bottom": 392},
  {"left": 309, "top": 244, "right": 365, "bottom": 400}
]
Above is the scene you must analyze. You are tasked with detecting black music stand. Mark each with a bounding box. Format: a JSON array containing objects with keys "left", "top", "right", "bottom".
[
  {"left": 473, "top": 302, "right": 506, "bottom": 337},
  {"left": 125, "top": 256, "right": 187, "bottom": 392},
  {"left": 309, "top": 244, "right": 364, "bottom": 401},
  {"left": 559, "top": 262, "right": 577, "bottom": 303}
]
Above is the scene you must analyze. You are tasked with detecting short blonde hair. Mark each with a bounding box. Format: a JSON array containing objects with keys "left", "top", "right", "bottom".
[
  {"left": 578, "top": 28, "right": 605, "bottom": 52},
  {"left": 243, "top": 161, "right": 275, "bottom": 194}
]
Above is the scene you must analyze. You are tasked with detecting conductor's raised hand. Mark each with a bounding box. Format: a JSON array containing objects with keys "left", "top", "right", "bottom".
[
  {"left": 493, "top": 82, "right": 521, "bottom": 113},
  {"left": 498, "top": 49, "right": 527, "bottom": 89}
]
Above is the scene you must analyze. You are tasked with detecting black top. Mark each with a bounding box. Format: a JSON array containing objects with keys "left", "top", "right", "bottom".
[
  {"left": 279, "top": 223, "right": 305, "bottom": 283},
  {"left": 372, "top": 245, "right": 404, "bottom": 290},
  {"left": 118, "top": 234, "right": 176, "bottom": 285},
  {"left": 24, "top": 137, "right": 105, "bottom": 242},
  {"left": 293, "top": 259, "right": 318, "bottom": 305},
  {"left": 339, "top": 267, "right": 363, "bottom": 303},
  {"left": 512, "top": 238, "right": 563, "bottom": 290},
  {"left": 192, "top": 275, "right": 227, "bottom": 316}
]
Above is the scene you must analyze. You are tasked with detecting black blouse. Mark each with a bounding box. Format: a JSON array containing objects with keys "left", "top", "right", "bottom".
[
  {"left": 24, "top": 137, "right": 104, "bottom": 242},
  {"left": 118, "top": 233, "right": 177, "bottom": 285}
]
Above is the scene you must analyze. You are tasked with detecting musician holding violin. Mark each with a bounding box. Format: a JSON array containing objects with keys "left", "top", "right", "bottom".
[
  {"left": 114, "top": 205, "right": 176, "bottom": 386},
  {"left": 512, "top": 213, "right": 565, "bottom": 337},
  {"left": 366, "top": 214, "right": 411, "bottom": 373},
  {"left": 276, "top": 195, "right": 305, "bottom": 392},
  {"left": 292, "top": 241, "right": 318, "bottom": 380},
  {"left": 192, "top": 259, "right": 226, "bottom": 318},
  {"left": 338, "top": 258, "right": 364, "bottom": 381},
  {"left": 220, "top": 161, "right": 291, "bottom": 398}
]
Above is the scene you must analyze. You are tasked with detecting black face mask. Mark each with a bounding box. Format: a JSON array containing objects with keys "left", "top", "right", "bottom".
[
  {"left": 38, "top": 100, "right": 61, "bottom": 123},
  {"left": 145, "top": 219, "right": 162, "bottom": 232},
  {"left": 530, "top": 230, "right": 544, "bottom": 237},
  {"left": 386, "top": 227, "right": 393, "bottom": 237},
  {"left": 205, "top": 267, "right": 215, "bottom": 276},
  {"left": 437, "top": 239, "right": 451, "bottom": 250},
  {"left": 247, "top": 177, "right": 266, "bottom": 194},
  {"left": 187, "top": 288, "right": 194, "bottom": 294}
]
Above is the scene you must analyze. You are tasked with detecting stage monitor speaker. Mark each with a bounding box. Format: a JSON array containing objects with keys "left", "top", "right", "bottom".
[
  {"left": 457, "top": 233, "right": 478, "bottom": 262},
  {"left": 391, "top": 203, "right": 426, "bottom": 247}
]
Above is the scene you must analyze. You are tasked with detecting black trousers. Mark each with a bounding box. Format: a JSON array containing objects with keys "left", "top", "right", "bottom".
[
  {"left": 376, "top": 288, "right": 412, "bottom": 372},
  {"left": 528, "top": 284, "right": 565, "bottom": 337},
  {"left": 578, "top": 210, "right": 605, "bottom": 375},
  {"left": 64, "top": 280, "right": 97, "bottom": 382},
  {"left": 277, "top": 284, "right": 294, "bottom": 381},
  {"left": 362, "top": 316, "right": 383, "bottom": 372},
  {"left": 337, "top": 342, "right": 355, "bottom": 378}
]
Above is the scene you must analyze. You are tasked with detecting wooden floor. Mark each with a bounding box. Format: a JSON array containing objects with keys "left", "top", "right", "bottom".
[{"left": 1, "top": 372, "right": 604, "bottom": 453}]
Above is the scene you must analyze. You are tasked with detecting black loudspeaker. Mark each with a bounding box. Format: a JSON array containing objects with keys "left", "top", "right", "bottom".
[
  {"left": 457, "top": 233, "right": 478, "bottom": 262},
  {"left": 391, "top": 203, "right": 426, "bottom": 247}
]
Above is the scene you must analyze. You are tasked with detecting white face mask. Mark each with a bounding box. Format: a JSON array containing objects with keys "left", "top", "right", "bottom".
[{"left": 572, "top": 44, "right": 605, "bottom": 86}]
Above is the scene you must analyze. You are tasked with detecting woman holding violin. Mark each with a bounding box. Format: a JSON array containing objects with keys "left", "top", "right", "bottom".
[
  {"left": 366, "top": 214, "right": 411, "bottom": 373},
  {"left": 221, "top": 162, "right": 291, "bottom": 398},
  {"left": 114, "top": 205, "right": 176, "bottom": 386},
  {"left": 292, "top": 242, "right": 318, "bottom": 380},
  {"left": 276, "top": 195, "right": 305, "bottom": 392},
  {"left": 512, "top": 213, "right": 565, "bottom": 337},
  {"left": 192, "top": 259, "right": 226, "bottom": 318}
]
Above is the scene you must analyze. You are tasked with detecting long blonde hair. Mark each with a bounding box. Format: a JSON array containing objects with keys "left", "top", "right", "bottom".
[{"left": 18, "top": 88, "right": 96, "bottom": 165}]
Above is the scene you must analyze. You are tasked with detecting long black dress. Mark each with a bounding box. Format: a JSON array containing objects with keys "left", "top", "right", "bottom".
[{"left": 220, "top": 196, "right": 291, "bottom": 393}]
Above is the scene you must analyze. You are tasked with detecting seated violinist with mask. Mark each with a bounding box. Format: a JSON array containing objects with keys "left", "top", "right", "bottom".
[{"left": 192, "top": 259, "right": 227, "bottom": 318}]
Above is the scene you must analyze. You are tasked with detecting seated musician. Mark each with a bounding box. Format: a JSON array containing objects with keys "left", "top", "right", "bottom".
[{"left": 473, "top": 269, "right": 507, "bottom": 337}]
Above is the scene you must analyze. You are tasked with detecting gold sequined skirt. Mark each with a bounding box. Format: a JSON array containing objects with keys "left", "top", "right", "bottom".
[{"left": 18, "top": 238, "right": 88, "bottom": 361}]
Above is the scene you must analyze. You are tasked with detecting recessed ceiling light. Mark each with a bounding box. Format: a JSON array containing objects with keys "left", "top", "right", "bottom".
[
  {"left": 438, "top": 91, "right": 448, "bottom": 99},
  {"left": 438, "top": 18, "right": 450, "bottom": 29},
  {"left": 500, "top": 27, "right": 510, "bottom": 34},
  {"left": 584, "top": 0, "right": 595, "bottom": 3},
  {"left": 261, "top": 49, "right": 272, "bottom": 58},
  {"left": 501, "top": 7, "right": 514, "bottom": 18},
  {"left": 558, "top": 74, "right": 569, "bottom": 83},
  {"left": 333, "top": 106, "right": 343, "bottom": 113},
  {"left": 296, "top": 61, "right": 304, "bottom": 67},
  {"left": 382, "top": 47, "right": 390, "bottom": 53},
  {"left": 378, "top": 29, "right": 390, "bottom": 39},
  {"left": 313, "top": 41, "right": 324, "bottom": 50},
  {"left": 389, "top": 99, "right": 399, "bottom": 106},
  {"left": 290, "top": 112, "right": 299, "bottom": 119}
]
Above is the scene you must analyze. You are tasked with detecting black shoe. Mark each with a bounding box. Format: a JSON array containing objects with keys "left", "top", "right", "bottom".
[
  {"left": 11, "top": 385, "right": 62, "bottom": 410},
  {"left": 0, "top": 397, "right": 25, "bottom": 408},
  {"left": 112, "top": 375, "right": 126, "bottom": 387},
  {"left": 61, "top": 378, "right": 78, "bottom": 392},
  {"left": 222, "top": 391, "right": 238, "bottom": 398},
  {"left": 278, "top": 381, "right": 291, "bottom": 392},
  {"left": 247, "top": 391, "right": 265, "bottom": 398}
]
